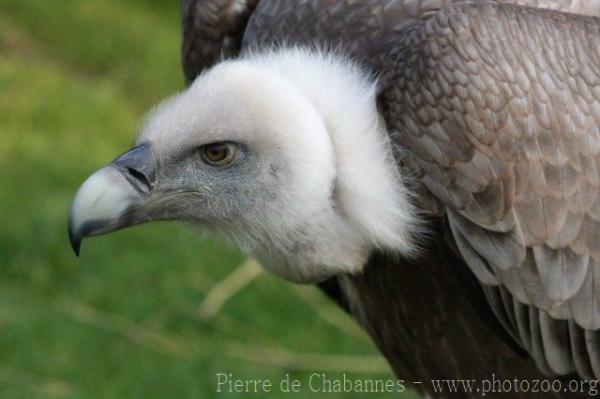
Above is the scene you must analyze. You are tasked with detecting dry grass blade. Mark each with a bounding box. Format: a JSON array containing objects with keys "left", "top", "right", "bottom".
[
  {"left": 224, "top": 340, "right": 391, "bottom": 374},
  {"left": 197, "top": 258, "right": 263, "bottom": 319},
  {"left": 60, "top": 299, "right": 389, "bottom": 374},
  {"left": 59, "top": 299, "right": 195, "bottom": 359},
  {"left": 0, "top": 365, "right": 76, "bottom": 398}
]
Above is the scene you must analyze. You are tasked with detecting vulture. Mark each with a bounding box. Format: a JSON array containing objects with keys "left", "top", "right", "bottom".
[{"left": 68, "top": 0, "right": 600, "bottom": 397}]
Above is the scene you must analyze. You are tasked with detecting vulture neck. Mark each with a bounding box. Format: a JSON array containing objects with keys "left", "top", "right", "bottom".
[{"left": 245, "top": 49, "right": 420, "bottom": 282}]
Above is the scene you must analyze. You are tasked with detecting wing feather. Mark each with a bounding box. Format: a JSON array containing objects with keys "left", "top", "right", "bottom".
[
  {"left": 380, "top": 2, "right": 600, "bottom": 377},
  {"left": 181, "top": 0, "right": 260, "bottom": 82},
  {"left": 569, "top": 320, "right": 595, "bottom": 378}
]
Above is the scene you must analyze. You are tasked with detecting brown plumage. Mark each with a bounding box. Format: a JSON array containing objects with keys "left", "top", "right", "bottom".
[{"left": 182, "top": 0, "right": 260, "bottom": 82}]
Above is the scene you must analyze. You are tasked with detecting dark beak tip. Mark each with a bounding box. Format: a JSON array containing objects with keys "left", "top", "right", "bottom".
[
  {"left": 72, "top": 241, "right": 81, "bottom": 257},
  {"left": 68, "top": 221, "right": 82, "bottom": 257}
]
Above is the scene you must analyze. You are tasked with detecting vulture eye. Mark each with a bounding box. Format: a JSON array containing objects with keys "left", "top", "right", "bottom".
[{"left": 200, "top": 142, "right": 235, "bottom": 166}]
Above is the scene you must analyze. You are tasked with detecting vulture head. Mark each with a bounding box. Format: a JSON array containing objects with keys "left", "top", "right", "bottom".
[{"left": 69, "top": 48, "right": 420, "bottom": 283}]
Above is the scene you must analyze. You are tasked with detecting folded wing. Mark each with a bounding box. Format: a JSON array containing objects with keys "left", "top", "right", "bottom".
[{"left": 380, "top": 2, "right": 600, "bottom": 377}]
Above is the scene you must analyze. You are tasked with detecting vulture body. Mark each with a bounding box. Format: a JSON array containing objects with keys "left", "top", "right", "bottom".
[{"left": 69, "top": 0, "right": 600, "bottom": 397}]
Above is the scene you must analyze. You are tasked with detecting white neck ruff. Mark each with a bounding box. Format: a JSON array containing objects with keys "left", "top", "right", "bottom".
[{"left": 243, "top": 48, "right": 422, "bottom": 282}]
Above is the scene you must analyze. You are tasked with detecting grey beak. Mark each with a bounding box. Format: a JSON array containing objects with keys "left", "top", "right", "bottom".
[{"left": 68, "top": 143, "right": 156, "bottom": 256}]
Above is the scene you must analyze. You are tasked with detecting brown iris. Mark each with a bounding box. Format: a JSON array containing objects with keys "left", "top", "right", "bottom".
[{"left": 200, "top": 142, "right": 235, "bottom": 166}]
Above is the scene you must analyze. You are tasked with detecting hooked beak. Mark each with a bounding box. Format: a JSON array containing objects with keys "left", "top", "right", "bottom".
[{"left": 68, "top": 143, "right": 156, "bottom": 256}]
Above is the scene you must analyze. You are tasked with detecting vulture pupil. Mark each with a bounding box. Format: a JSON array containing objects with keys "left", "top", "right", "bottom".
[{"left": 201, "top": 143, "right": 234, "bottom": 166}]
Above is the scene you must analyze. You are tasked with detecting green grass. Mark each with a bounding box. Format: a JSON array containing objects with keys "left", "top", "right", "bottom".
[{"left": 0, "top": 1, "right": 418, "bottom": 397}]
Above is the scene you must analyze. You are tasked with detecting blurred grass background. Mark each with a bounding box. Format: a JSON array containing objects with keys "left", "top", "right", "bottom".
[{"left": 0, "top": 0, "right": 419, "bottom": 397}]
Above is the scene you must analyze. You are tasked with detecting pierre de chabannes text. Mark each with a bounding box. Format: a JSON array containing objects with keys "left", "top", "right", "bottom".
[{"left": 217, "top": 373, "right": 405, "bottom": 394}]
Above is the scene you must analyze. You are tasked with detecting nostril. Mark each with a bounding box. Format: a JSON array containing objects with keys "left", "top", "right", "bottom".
[
  {"left": 125, "top": 167, "right": 153, "bottom": 194},
  {"left": 111, "top": 143, "right": 156, "bottom": 195}
]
